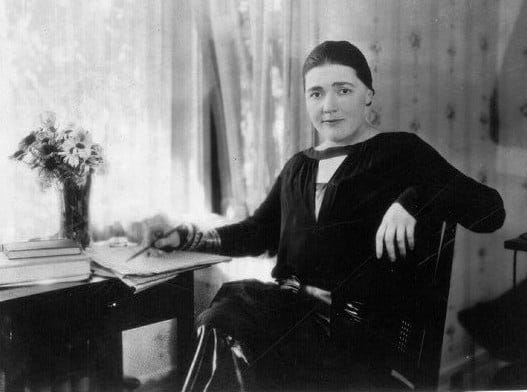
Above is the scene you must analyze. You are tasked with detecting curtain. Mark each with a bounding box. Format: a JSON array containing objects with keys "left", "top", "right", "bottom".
[
  {"left": 0, "top": 0, "right": 207, "bottom": 243},
  {"left": 193, "top": 0, "right": 320, "bottom": 215}
]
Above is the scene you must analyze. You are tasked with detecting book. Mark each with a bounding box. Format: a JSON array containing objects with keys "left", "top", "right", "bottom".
[
  {"left": 5, "top": 247, "right": 82, "bottom": 259},
  {"left": 0, "top": 252, "right": 91, "bottom": 286},
  {"left": 3, "top": 239, "right": 81, "bottom": 259},
  {"left": 3, "top": 238, "right": 79, "bottom": 251},
  {"left": 0, "top": 274, "right": 90, "bottom": 288}
]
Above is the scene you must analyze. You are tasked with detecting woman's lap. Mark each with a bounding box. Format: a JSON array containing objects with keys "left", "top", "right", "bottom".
[
  {"left": 196, "top": 279, "right": 330, "bottom": 366},
  {"left": 194, "top": 280, "right": 405, "bottom": 390}
]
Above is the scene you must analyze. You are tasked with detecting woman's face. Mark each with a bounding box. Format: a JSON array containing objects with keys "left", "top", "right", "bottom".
[{"left": 305, "top": 63, "right": 373, "bottom": 146}]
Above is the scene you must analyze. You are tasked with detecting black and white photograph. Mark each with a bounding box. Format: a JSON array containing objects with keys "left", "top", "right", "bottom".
[{"left": 0, "top": 0, "right": 525, "bottom": 391}]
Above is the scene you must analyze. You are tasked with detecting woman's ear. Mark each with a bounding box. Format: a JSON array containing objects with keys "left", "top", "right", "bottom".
[{"left": 365, "top": 89, "right": 374, "bottom": 107}]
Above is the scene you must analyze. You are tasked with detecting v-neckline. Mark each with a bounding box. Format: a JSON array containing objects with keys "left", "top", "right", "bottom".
[
  {"left": 311, "top": 153, "right": 353, "bottom": 224},
  {"left": 303, "top": 134, "right": 381, "bottom": 225}
]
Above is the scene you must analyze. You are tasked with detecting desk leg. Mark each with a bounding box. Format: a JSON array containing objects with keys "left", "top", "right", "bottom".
[
  {"left": 3, "top": 371, "right": 25, "bottom": 392},
  {"left": 177, "top": 271, "right": 195, "bottom": 376},
  {"left": 1, "top": 315, "right": 27, "bottom": 392},
  {"left": 3, "top": 369, "right": 25, "bottom": 392},
  {"left": 93, "top": 331, "right": 123, "bottom": 392},
  {"left": 513, "top": 250, "right": 518, "bottom": 290}
]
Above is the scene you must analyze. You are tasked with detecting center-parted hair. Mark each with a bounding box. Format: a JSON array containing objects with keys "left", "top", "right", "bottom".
[{"left": 302, "top": 41, "right": 374, "bottom": 94}]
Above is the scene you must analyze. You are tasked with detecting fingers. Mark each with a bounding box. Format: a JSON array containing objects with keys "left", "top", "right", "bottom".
[
  {"left": 396, "top": 224, "right": 406, "bottom": 259},
  {"left": 154, "top": 238, "right": 169, "bottom": 249},
  {"left": 278, "top": 278, "right": 300, "bottom": 288},
  {"left": 376, "top": 202, "right": 417, "bottom": 262},
  {"left": 153, "top": 230, "right": 180, "bottom": 250},
  {"left": 145, "top": 223, "right": 167, "bottom": 241},
  {"left": 278, "top": 278, "right": 301, "bottom": 293},
  {"left": 135, "top": 216, "right": 180, "bottom": 251},
  {"left": 406, "top": 222, "right": 415, "bottom": 251},
  {"left": 280, "top": 283, "right": 300, "bottom": 293},
  {"left": 377, "top": 222, "right": 404, "bottom": 261},
  {"left": 381, "top": 222, "right": 415, "bottom": 262},
  {"left": 375, "top": 223, "right": 386, "bottom": 259},
  {"left": 384, "top": 225, "right": 396, "bottom": 262}
]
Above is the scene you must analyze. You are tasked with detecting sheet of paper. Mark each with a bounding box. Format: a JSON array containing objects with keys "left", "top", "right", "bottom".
[{"left": 86, "top": 245, "right": 230, "bottom": 277}]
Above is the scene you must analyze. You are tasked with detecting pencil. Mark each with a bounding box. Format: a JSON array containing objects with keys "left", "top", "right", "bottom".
[{"left": 126, "top": 227, "right": 180, "bottom": 262}]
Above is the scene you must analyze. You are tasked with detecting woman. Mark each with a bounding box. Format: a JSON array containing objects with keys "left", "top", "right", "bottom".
[{"left": 147, "top": 41, "right": 505, "bottom": 391}]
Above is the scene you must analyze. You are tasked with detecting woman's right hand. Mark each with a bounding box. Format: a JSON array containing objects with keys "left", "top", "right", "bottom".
[
  {"left": 127, "top": 214, "right": 181, "bottom": 252},
  {"left": 151, "top": 228, "right": 181, "bottom": 251}
]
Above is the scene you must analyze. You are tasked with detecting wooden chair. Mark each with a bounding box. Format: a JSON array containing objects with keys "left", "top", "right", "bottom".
[{"left": 331, "top": 220, "right": 457, "bottom": 390}]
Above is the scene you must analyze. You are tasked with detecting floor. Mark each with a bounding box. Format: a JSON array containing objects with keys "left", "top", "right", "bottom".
[
  {"left": 133, "top": 372, "right": 182, "bottom": 392},
  {"left": 131, "top": 364, "right": 527, "bottom": 392}
]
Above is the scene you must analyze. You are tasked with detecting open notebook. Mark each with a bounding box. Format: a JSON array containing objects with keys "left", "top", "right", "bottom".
[{"left": 87, "top": 245, "right": 230, "bottom": 292}]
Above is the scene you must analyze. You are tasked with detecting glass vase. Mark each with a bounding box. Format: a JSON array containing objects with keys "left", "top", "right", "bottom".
[{"left": 59, "top": 175, "right": 92, "bottom": 249}]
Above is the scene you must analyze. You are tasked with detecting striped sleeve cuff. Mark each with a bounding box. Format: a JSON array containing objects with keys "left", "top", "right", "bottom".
[{"left": 176, "top": 223, "right": 222, "bottom": 253}]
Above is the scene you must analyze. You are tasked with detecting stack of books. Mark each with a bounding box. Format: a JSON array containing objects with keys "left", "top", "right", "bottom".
[{"left": 0, "top": 239, "right": 91, "bottom": 287}]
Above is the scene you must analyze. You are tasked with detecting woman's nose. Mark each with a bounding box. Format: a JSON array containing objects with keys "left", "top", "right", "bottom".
[{"left": 322, "top": 93, "right": 338, "bottom": 113}]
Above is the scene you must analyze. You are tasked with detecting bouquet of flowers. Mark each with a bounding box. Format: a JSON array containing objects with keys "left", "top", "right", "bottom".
[
  {"left": 10, "top": 111, "right": 104, "bottom": 187},
  {"left": 10, "top": 111, "right": 104, "bottom": 248}
]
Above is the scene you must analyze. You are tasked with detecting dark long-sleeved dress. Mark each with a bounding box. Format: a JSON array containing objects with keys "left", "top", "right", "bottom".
[{"left": 198, "top": 132, "right": 505, "bottom": 386}]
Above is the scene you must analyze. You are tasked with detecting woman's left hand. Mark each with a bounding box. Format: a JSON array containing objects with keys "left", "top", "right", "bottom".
[
  {"left": 278, "top": 276, "right": 301, "bottom": 293},
  {"left": 375, "top": 202, "right": 416, "bottom": 262},
  {"left": 278, "top": 277, "right": 331, "bottom": 305}
]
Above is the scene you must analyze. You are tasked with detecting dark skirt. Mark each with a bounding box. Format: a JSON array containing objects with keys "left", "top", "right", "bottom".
[
  {"left": 197, "top": 279, "right": 332, "bottom": 387},
  {"left": 196, "top": 280, "right": 408, "bottom": 390}
]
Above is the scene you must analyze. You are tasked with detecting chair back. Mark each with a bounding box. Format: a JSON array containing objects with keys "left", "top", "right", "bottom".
[{"left": 331, "top": 220, "right": 457, "bottom": 390}]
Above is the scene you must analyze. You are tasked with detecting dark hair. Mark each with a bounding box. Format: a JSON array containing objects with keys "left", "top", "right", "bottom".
[{"left": 302, "top": 41, "right": 374, "bottom": 94}]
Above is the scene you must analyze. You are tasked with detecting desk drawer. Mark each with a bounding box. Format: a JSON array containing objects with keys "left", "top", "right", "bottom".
[
  {"left": 88, "top": 275, "right": 193, "bottom": 331},
  {"left": 100, "top": 288, "right": 181, "bottom": 330}
]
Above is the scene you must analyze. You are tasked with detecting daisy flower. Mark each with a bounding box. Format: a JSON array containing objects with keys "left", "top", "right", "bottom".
[{"left": 59, "top": 128, "right": 94, "bottom": 168}]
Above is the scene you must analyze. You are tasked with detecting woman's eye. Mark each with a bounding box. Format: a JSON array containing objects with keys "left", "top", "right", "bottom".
[
  {"left": 310, "top": 91, "right": 321, "bottom": 99},
  {"left": 339, "top": 88, "right": 352, "bottom": 95}
]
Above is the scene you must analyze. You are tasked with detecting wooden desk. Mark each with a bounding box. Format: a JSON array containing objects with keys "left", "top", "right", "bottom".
[{"left": 0, "top": 272, "right": 194, "bottom": 391}]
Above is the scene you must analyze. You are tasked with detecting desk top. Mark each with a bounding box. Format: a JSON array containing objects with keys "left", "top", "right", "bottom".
[
  {"left": 0, "top": 272, "right": 193, "bottom": 305},
  {"left": 504, "top": 236, "right": 527, "bottom": 252},
  {"left": 0, "top": 276, "right": 109, "bottom": 303}
]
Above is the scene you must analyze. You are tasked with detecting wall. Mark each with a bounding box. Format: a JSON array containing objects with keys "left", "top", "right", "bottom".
[{"left": 315, "top": 0, "right": 527, "bottom": 382}]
